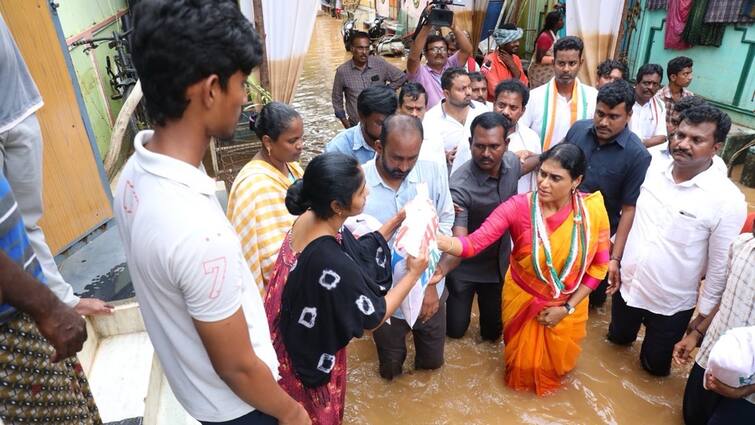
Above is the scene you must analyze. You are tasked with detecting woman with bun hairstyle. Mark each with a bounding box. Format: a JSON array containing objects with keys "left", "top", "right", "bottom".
[
  {"left": 227, "top": 102, "right": 305, "bottom": 295},
  {"left": 264, "top": 152, "right": 428, "bottom": 424}
]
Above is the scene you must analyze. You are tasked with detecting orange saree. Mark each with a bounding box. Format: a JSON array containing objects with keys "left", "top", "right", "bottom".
[{"left": 458, "top": 192, "right": 610, "bottom": 395}]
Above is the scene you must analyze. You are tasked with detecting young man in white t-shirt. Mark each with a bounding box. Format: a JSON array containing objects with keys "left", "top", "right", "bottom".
[{"left": 113, "top": 2, "right": 309, "bottom": 424}]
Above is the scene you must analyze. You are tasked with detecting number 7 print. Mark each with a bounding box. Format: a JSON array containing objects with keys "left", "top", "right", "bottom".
[{"left": 203, "top": 257, "right": 227, "bottom": 299}]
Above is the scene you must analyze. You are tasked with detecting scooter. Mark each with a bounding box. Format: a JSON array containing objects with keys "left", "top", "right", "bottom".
[
  {"left": 341, "top": 10, "right": 357, "bottom": 51},
  {"left": 368, "top": 15, "right": 386, "bottom": 47}
]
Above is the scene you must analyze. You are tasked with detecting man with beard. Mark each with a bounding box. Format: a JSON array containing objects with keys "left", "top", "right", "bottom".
[
  {"left": 628, "top": 64, "right": 667, "bottom": 152},
  {"left": 520, "top": 36, "right": 597, "bottom": 151},
  {"left": 362, "top": 114, "right": 455, "bottom": 380},
  {"left": 469, "top": 72, "right": 492, "bottom": 109},
  {"left": 481, "top": 24, "right": 528, "bottom": 101},
  {"left": 562, "top": 80, "right": 651, "bottom": 309},
  {"left": 408, "top": 20, "right": 473, "bottom": 109},
  {"left": 608, "top": 105, "right": 746, "bottom": 378},
  {"left": 423, "top": 68, "right": 487, "bottom": 175},
  {"left": 326, "top": 84, "right": 397, "bottom": 164},
  {"left": 430, "top": 112, "right": 519, "bottom": 342},
  {"left": 492, "top": 79, "right": 541, "bottom": 193},
  {"left": 596, "top": 59, "right": 628, "bottom": 88},
  {"left": 332, "top": 31, "right": 406, "bottom": 129}
]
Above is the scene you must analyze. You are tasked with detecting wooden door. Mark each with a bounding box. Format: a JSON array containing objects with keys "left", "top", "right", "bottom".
[{"left": 0, "top": 0, "right": 112, "bottom": 254}]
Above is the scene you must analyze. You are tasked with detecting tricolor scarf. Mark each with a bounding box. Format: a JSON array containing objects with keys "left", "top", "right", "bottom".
[{"left": 539, "top": 78, "right": 589, "bottom": 151}]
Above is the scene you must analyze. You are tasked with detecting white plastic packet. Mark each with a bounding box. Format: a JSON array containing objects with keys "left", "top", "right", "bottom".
[
  {"left": 392, "top": 183, "right": 442, "bottom": 328},
  {"left": 705, "top": 326, "right": 755, "bottom": 389}
]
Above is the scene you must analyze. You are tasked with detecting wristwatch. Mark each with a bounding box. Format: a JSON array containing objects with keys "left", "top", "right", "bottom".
[{"left": 563, "top": 302, "right": 575, "bottom": 315}]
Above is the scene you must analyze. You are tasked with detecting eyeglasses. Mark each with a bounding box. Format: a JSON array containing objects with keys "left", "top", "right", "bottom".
[{"left": 427, "top": 47, "right": 447, "bottom": 54}]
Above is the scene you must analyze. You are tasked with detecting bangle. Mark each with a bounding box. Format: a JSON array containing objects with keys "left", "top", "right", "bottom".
[
  {"left": 693, "top": 327, "right": 705, "bottom": 338},
  {"left": 610, "top": 255, "right": 621, "bottom": 262}
]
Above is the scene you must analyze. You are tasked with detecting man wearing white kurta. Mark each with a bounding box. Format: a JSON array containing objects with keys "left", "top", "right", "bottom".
[
  {"left": 608, "top": 105, "right": 746, "bottom": 377},
  {"left": 519, "top": 36, "right": 597, "bottom": 152}
]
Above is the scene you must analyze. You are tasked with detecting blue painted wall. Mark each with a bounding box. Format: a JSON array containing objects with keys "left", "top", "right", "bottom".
[{"left": 627, "top": 1, "right": 755, "bottom": 128}]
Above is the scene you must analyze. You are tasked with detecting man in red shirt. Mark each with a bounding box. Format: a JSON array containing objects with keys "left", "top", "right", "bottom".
[{"left": 481, "top": 24, "right": 528, "bottom": 101}]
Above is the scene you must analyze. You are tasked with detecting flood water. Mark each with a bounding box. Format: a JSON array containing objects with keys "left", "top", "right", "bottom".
[{"left": 292, "top": 13, "right": 690, "bottom": 424}]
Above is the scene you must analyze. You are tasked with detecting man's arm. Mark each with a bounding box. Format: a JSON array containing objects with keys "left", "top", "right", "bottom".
[
  {"left": 0, "top": 252, "right": 87, "bottom": 362},
  {"left": 451, "top": 25, "right": 473, "bottom": 66},
  {"left": 194, "top": 311, "right": 309, "bottom": 424},
  {"left": 178, "top": 232, "right": 309, "bottom": 424},
  {"left": 384, "top": 60, "right": 407, "bottom": 89},
  {"left": 408, "top": 25, "right": 431, "bottom": 75},
  {"left": 606, "top": 205, "right": 635, "bottom": 294},
  {"left": 697, "top": 200, "right": 747, "bottom": 315},
  {"left": 643, "top": 135, "right": 667, "bottom": 149},
  {"left": 331, "top": 69, "right": 350, "bottom": 128}
]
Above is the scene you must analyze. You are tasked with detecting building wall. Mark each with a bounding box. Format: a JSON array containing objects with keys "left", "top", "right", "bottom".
[
  {"left": 627, "top": 1, "right": 755, "bottom": 127},
  {"left": 57, "top": 0, "right": 129, "bottom": 156}
]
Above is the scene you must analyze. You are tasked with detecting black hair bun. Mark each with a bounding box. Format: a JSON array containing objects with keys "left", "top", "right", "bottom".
[{"left": 285, "top": 179, "right": 311, "bottom": 215}]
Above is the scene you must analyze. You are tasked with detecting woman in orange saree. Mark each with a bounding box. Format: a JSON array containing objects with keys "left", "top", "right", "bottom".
[{"left": 438, "top": 144, "right": 610, "bottom": 395}]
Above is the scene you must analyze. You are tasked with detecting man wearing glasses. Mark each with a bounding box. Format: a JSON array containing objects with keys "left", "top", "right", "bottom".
[
  {"left": 628, "top": 64, "right": 667, "bottom": 153},
  {"left": 407, "top": 20, "right": 473, "bottom": 109},
  {"left": 332, "top": 31, "right": 406, "bottom": 128}
]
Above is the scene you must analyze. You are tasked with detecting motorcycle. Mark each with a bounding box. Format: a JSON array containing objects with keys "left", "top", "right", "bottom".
[{"left": 341, "top": 10, "right": 357, "bottom": 51}]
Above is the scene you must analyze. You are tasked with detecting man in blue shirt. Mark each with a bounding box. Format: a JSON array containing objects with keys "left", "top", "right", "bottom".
[
  {"left": 362, "top": 114, "right": 454, "bottom": 379},
  {"left": 325, "top": 85, "right": 397, "bottom": 164},
  {"left": 563, "top": 80, "right": 651, "bottom": 308}
]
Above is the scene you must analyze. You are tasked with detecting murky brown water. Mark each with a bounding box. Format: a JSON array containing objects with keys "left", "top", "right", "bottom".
[{"left": 292, "top": 13, "right": 692, "bottom": 425}]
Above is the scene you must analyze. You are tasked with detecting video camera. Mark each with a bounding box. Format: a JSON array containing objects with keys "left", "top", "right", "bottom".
[{"left": 425, "top": 0, "right": 466, "bottom": 28}]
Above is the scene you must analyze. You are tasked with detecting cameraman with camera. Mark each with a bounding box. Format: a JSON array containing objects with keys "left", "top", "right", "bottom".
[{"left": 407, "top": 2, "right": 473, "bottom": 109}]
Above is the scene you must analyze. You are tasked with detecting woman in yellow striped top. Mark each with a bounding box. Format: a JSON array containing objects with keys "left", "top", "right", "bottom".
[{"left": 227, "top": 102, "right": 305, "bottom": 294}]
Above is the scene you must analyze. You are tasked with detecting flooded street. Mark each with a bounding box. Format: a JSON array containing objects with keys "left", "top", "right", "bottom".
[{"left": 292, "top": 13, "right": 689, "bottom": 424}]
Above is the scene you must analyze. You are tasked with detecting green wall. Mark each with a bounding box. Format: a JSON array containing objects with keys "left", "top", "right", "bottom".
[
  {"left": 58, "top": 0, "right": 129, "bottom": 156},
  {"left": 627, "top": 1, "right": 755, "bottom": 128}
]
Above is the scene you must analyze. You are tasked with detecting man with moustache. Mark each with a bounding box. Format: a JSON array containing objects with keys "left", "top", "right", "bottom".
[
  {"left": 492, "top": 79, "right": 541, "bottom": 193},
  {"left": 362, "top": 114, "right": 455, "bottom": 380},
  {"left": 422, "top": 67, "right": 487, "bottom": 174},
  {"left": 608, "top": 105, "right": 746, "bottom": 377},
  {"left": 408, "top": 19, "right": 474, "bottom": 109},
  {"left": 629, "top": 64, "right": 667, "bottom": 152},
  {"left": 562, "top": 80, "right": 651, "bottom": 308},
  {"left": 398, "top": 82, "right": 447, "bottom": 170},
  {"left": 332, "top": 31, "right": 406, "bottom": 128},
  {"left": 430, "top": 112, "right": 520, "bottom": 341},
  {"left": 520, "top": 36, "right": 597, "bottom": 151},
  {"left": 480, "top": 24, "right": 528, "bottom": 100},
  {"left": 469, "top": 72, "right": 492, "bottom": 109}
]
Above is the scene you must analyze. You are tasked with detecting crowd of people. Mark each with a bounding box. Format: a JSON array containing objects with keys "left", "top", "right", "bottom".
[{"left": 0, "top": 1, "right": 753, "bottom": 425}]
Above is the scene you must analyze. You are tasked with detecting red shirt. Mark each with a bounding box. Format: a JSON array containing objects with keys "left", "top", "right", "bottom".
[{"left": 480, "top": 51, "right": 528, "bottom": 101}]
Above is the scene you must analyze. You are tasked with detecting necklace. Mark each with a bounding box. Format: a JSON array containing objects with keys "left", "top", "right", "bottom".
[{"left": 530, "top": 191, "right": 591, "bottom": 298}]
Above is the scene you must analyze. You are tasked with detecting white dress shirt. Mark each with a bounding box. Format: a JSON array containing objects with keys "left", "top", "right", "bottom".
[
  {"left": 620, "top": 153, "right": 747, "bottom": 316},
  {"left": 519, "top": 78, "right": 597, "bottom": 149},
  {"left": 506, "top": 123, "right": 542, "bottom": 194},
  {"left": 423, "top": 99, "right": 487, "bottom": 175},
  {"left": 629, "top": 96, "right": 667, "bottom": 153}
]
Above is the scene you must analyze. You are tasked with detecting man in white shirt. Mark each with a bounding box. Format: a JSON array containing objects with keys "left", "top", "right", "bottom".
[
  {"left": 398, "top": 81, "right": 446, "bottom": 170},
  {"left": 113, "top": 2, "right": 309, "bottom": 423},
  {"left": 362, "top": 115, "right": 454, "bottom": 380},
  {"left": 492, "top": 79, "right": 541, "bottom": 193},
  {"left": 423, "top": 67, "right": 487, "bottom": 175},
  {"left": 469, "top": 72, "right": 493, "bottom": 110},
  {"left": 628, "top": 63, "right": 668, "bottom": 153},
  {"left": 519, "top": 36, "right": 597, "bottom": 151},
  {"left": 608, "top": 104, "right": 747, "bottom": 377}
]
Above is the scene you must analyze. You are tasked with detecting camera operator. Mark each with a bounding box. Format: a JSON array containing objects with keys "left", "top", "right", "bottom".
[{"left": 407, "top": 5, "right": 473, "bottom": 109}]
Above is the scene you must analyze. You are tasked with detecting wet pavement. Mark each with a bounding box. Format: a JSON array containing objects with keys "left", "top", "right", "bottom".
[{"left": 294, "top": 13, "right": 689, "bottom": 425}]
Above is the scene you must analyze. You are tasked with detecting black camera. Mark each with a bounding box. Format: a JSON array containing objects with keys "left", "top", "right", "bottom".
[{"left": 426, "top": 0, "right": 466, "bottom": 28}]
